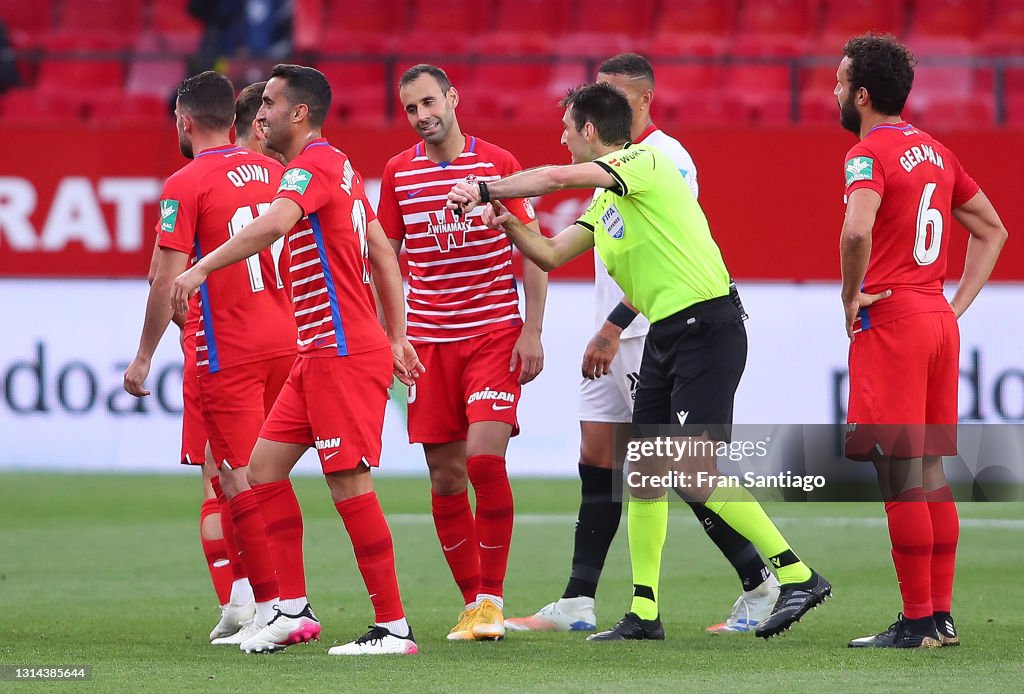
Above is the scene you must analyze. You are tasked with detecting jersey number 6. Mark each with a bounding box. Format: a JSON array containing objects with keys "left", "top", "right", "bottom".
[{"left": 913, "top": 182, "right": 943, "bottom": 267}]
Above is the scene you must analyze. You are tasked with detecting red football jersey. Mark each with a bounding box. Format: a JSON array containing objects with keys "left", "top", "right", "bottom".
[
  {"left": 274, "top": 138, "right": 389, "bottom": 358},
  {"left": 844, "top": 121, "right": 979, "bottom": 329},
  {"left": 377, "top": 136, "right": 537, "bottom": 344},
  {"left": 158, "top": 144, "right": 296, "bottom": 374}
]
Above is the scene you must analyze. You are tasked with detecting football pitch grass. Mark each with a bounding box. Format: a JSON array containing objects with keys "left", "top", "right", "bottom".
[{"left": 1, "top": 473, "right": 1022, "bottom": 692}]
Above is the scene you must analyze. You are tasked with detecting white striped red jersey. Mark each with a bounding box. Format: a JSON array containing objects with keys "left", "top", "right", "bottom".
[{"left": 377, "top": 136, "right": 536, "bottom": 344}]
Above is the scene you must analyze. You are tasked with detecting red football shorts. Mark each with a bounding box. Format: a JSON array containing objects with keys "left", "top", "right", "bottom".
[
  {"left": 199, "top": 354, "right": 294, "bottom": 471},
  {"left": 846, "top": 310, "right": 959, "bottom": 460},
  {"left": 407, "top": 326, "right": 522, "bottom": 444},
  {"left": 180, "top": 331, "right": 207, "bottom": 466},
  {"left": 260, "top": 348, "right": 393, "bottom": 473}
]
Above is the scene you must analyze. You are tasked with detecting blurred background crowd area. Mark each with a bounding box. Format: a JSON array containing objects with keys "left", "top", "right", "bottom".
[{"left": 0, "top": 0, "right": 1022, "bottom": 129}]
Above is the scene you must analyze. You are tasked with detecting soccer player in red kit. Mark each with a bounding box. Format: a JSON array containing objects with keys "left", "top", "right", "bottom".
[
  {"left": 135, "top": 238, "right": 245, "bottom": 640},
  {"left": 377, "top": 64, "right": 548, "bottom": 641},
  {"left": 124, "top": 71, "right": 296, "bottom": 646},
  {"left": 172, "top": 64, "right": 424, "bottom": 656},
  {"left": 835, "top": 34, "right": 1007, "bottom": 649}
]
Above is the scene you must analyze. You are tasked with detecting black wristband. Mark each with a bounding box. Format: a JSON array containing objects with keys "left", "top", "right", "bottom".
[
  {"left": 607, "top": 301, "right": 638, "bottom": 330},
  {"left": 478, "top": 180, "right": 491, "bottom": 203}
]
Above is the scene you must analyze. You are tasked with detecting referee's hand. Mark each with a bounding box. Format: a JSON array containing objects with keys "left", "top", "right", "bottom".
[{"left": 581, "top": 327, "right": 620, "bottom": 379}]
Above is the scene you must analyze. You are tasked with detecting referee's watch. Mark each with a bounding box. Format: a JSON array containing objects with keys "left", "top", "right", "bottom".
[{"left": 477, "top": 180, "right": 491, "bottom": 204}]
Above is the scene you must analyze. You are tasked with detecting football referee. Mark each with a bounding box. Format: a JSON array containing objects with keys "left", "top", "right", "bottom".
[{"left": 447, "top": 82, "right": 831, "bottom": 640}]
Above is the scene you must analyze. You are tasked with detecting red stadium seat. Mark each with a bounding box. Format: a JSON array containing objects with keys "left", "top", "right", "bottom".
[
  {"left": 545, "top": 61, "right": 591, "bottom": 101},
  {"left": 914, "top": 97, "right": 996, "bottom": 129},
  {"left": 551, "top": 33, "right": 635, "bottom": 59},
  {"left": 89, "top": 92, "right": 171, "bottom": 125},
  {"left": 799, "top": 92, "right": 842, "bottom": 126},
  {"left": 467, "top": 40, "right": 553, "bottom": 122},
  {"left": 490, "top": 0, "right": 573, "bottom": 39},
  {"left": 319, "top": 61, "right": 391, "bottom": 124},
  {"left": 36, "top": 35, "right": 126, "bottom": 96},
  {"left": 721, "top": 38, "right": 803, "bottom": 125},
  {"left": 0, "top": 88, "right": 89, "bottom": 123},
  {"left": 0, "top": 0, "right": 54, "bottom": 47},
  {"left": 57, "top": 0, "right": 144, "bottom": 36},
  {"left": 735, "top": 0, "right": 818, "bottom": 39},
  {"left": 659, "top": 94, "right": 749, "bottom": 127},
  {"left": 1005, "top": 92, "right": 1024, "bottom": 126},
  {"left": 319, "top": 0, "right": 408, "bottom": 55},
  {"left": 51, "top": 0, "right": 144, "bottom": 48},
  {"left": 574, "top": 0, "right": 655, "bottom": 37},
  {"left": 978, "top": 0, "right": 1024, "bottom": 54},
  {"left": 645, "top": 31, "right": 730, "bottom": 63},
  {"left": 798, "top": 60, "right": 843, "bottom": 125},
  {"left": 148, "top": 0, "right": 202, "bottom": 50},
  {"left": 907, "top": 0, "right": 989, "bottom": 38},
  {"left": 904, "top": 38, "right": 973, "bottom": 108},
  {"left": 325, "top": 0, "right": 408, "bottom": 33},
  {"left": 125, "top": 56, "right": 187, "bottom": 98},
  {"left": 407, "top": 0, "right": 486, "bottom": 34},
  {"left": 652, "top": 0, "right": 737, "bottom": 39},
  {"left": 293, "top": 0, "right": 325, "bottom": 52},
  {"left": 818, "top": 0, "right": 905, "bottom": 43}
]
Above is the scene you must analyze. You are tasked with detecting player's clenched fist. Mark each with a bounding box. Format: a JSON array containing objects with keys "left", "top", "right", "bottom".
[
  {"left": 171, "top": 266, "right": 208, "bottom": 316},
  {"left": 123, "top": 357, "right": 152, "bottom": 397},
  {"left": 446, "top": 177, "right": 483, "bottom": 216}
]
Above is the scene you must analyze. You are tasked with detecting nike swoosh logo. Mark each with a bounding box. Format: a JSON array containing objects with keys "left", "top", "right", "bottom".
[
  {"left": 479, "top": 543, "right": 504, "bottom": 550},
  {"left": 442, "top": 539, "right": 467, "bottom": 552},
  {"left": 323, "top": 451, "right": 339, "bottom": 461},
  {"left": 492, "top": 404, "right": 513, "bottom": 411},
  {"left": 406, "top": 188, "right": 426, "bottom": 198}
]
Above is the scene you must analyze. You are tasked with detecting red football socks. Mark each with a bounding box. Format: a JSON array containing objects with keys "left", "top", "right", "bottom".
[
  {"left": 927, "top": 485, "right": 959, "bottom": 613},
  {"left": 467, "top": 455, "right": 514, "bottom": 599},
  {"left": 252, "top": 479, "right": 307, "bottom": 601},
  {"left": 884, "top": 487, "right": 933, "bottom": 619},
  {"left": 336, "top": 491, "right": 405, "bottom": 622},
  {"left": 210, "top": 476, "right": 246, "bottom": 582},
  {"left": 199, "top": 498, "right": 232, "bottom": 605},
  {"left": 226, "top": 488, "right": 279, "bottom": 603},
  {"left": 431, "top": 489, "right": 480, "bottom": 605}
]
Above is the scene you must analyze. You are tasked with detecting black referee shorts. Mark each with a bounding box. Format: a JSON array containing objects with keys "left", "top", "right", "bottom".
[{"left": 632, "top": 296, "right": 747, "bottom": 443}]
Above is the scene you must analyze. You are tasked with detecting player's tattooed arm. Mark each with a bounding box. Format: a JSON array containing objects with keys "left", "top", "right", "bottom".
[
  {"left": 481, "top": 202, "right": 594, "bottom": 272},
  {"left": 581, "top": 298, "right": 637, "bottom": 379},
  {"left": 949, "top": 190, "right": 1008, "bottom": 319}
]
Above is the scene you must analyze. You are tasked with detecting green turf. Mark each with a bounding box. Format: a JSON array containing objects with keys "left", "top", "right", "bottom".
[{"left": 1, "top": 473, "right": 1022, "bottom": 692}]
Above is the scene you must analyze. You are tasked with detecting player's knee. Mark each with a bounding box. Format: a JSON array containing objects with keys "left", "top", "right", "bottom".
[
  {"left": 429, "top": 465, "right": 468, "bottom": 495},
  {"left": 217, "top": 465, "right": 250, "bottom": 498}
]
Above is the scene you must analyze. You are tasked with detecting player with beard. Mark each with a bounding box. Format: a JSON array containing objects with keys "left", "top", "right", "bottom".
[
  {"left": 172, "top": 64, "right": 424, "bottom": 656},
  {"left": 835, "top": 34, "right": 1006, "bottom": 649},
  {"left": 125, "top": 71, "right": 294, "bottom": 645}
]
